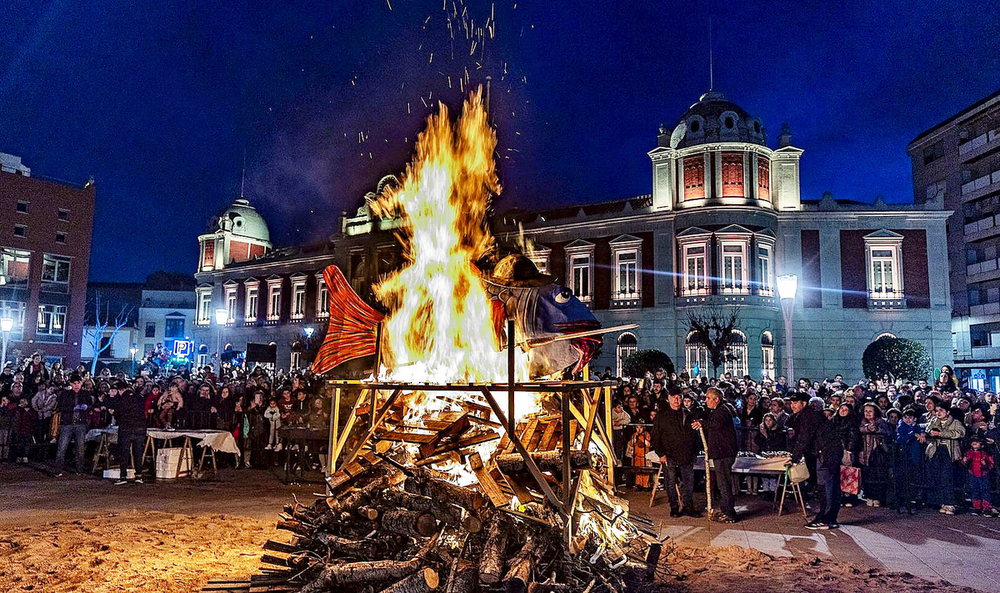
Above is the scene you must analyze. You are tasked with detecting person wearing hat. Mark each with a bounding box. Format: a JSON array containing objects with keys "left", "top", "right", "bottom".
[
  {"left": 787, "top": 391, "right": 844, "bottom": 530},
  {"left": 54, "top": 373, "right": 92, "bottom": 476},
  {"left": 692, "top": 387, "right": 739, "bottom": 523}
]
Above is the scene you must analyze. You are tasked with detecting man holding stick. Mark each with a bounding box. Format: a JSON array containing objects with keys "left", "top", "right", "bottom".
[{"left": 692, "top": 387, "right": 738, "bottom": 523}]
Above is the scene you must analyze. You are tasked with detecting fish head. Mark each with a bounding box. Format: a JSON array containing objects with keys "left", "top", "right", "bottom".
[{"left": 522, "top": 284, "right": 602, "bottom": 377}]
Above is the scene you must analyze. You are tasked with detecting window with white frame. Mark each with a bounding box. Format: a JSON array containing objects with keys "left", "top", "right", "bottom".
[
  {"left": 316, "top": 273, "right": 329, "bottom": 318},
  {"left": 224, "top": 285, "right": 238, "bottom": 323},
  {"left": 681, "top": 242, "right": 709, "bottom": 295},
  {"left": 41, "top": 253, "right": 71, "bottom": 293},
  {"left": 724, "top": 330, "right": 748, "bottom": 376},
  {"left": 616, "top": 333, "right": 638, "bottom": 378},
  {"left": 685, "top": 332, "right": 710, "bottom": 377},
  {"left": 0, "top": 247, "right": 30, "bottom": 287},
  {"left": 245, "top": 280, "right": 260, "bottom": 322},
  {"left": 291, "top": 351, "right": 302, "bottom": 369},
  {"left": 864, "top": 231, "right": 904, "bottom": 300},
  {"left": 564, "top": 241, "right": 594, "bottom": 302},
  {"left": 610, "top": 236, "right": 642, "bottom": 301},
  {"left": 720, "top": 241, "right": 748, "bottom": 294},
  {"left": 0, "top": 300, "right": 26, "bottom": 338},
  {"left": 761, "top": 330, "right": 775, "bottom": 378},
  {"left": 196, "top": 289, "right": 212, "bottom": 325},
  {"left": 267, "top": 278, "right": 282, "bottom": 321},
  {"left": 756, "top": 242, "right": 773, "bottom": 295},
  {"left": 290, "top": 275, "right": 307, "bottom": 320},
  {"left": 36, "top": 304, "right": 66, "bottom": 341}
]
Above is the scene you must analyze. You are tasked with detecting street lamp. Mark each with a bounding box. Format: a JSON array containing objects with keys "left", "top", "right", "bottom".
[
  {"left": 129, "top": 345, "right": 137, "bottom": 377},
  {"left": 776, "top": 274, "right": 798, "bottom": 384},
  {"left": 214, "top": 308, "right": 228, "bottom": 377},
  {"left": 0, "top": 316, "right": 13, "bottom": 371},
  {"left": 303, "top": 326, "right": 315, "bottom": 339}
]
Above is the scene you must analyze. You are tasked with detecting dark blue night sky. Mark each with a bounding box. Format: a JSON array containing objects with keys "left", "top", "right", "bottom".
[{"left": 1, "top": 1, "right": 997, "bottom": 281}]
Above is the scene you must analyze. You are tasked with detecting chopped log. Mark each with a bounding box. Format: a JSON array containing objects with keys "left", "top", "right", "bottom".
[
  {"left": 379, "top": 567, "right": 439, "bottom": 593},
  {"left": 317, "top": 473, "right": 403, "bottom": 528},
  {"left": 445, "top": 560, "right": 478, "bottom": 593},
  {"left": 313, "top": 532, "right": 396, "bottom": 558},
  {"left": 494, "top": 450, "right": 591, "bottom": 474},
  {"left": 299, "top": 559, "right": 421, "bottom": 593},
  {"left": 479, "top": 518, "right": 508, "bottom": 585},
  {"left": 525, "top": 584, "right": 571, "bottom": 593},
  {"left": 358, "top": 505, "right": 380, "bottom": 520},
  {"left": 381, "top": 509, "right": 438, "bottom": 539},
  {"left": 503, "top": 537, "right": 541, "bottom": 593},
  {"left": 405, "top": 473, "right": 486, "bottom": 514},
  {"left": 262, "top": 540, "right": 301, "bottom": 554},
  {"left": 327, "top": 447, "right": 387, "bottom": 491},
  {"left": 461, "top": 514, "right": 482, "bottom": 534},
  {"left": 275, "top": 520, "right": 311, "bottom": 536},
  {"left": 380, "top": 489, "right": 461, "bottom": 525}
]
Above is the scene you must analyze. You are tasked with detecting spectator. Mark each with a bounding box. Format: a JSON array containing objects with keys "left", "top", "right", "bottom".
[
  {"left": 157, "top": 384, "right": 184, "bottom": 429},
  {"left": 11, "top": 397, "right": 36, "bottom": 463},
  {"left": 858, "top": 402, "right": 891, "bottom": 507},
  {"left": 31, "top": 385, "right": 58, "bottom": 445},
  {"left": 693, "top": 387, "right": 738, "bottom": 523},
  {"left": 113, "top": 382, "right": 148, "bottom": 485},
  {"left": 920, "top": 404, "right": 966, "bottom": 515},
  {"left": 788, "top": 391, "right": 843, "bottom": 530},
  {"left": 625, "top": 424, "right": 652, "bottom": 490},
  {"left": 964, "top": 435, "right": 994, "bottom": 516},
  {"left": 54, "top": 374, "right": 91, "bottom": 476},
  {"left": 264, "top": 398, "right": 282, "bottom": 451},
  {"left": 893, "top": 407, "right": 923, "bottom": 515},
  {"left": 652, "top": 391, "right": 699, "bottom": 517}
]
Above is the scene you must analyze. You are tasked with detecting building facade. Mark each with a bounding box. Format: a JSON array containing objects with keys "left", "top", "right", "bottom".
[
  {"left": 190, "top": 188, "right": 401, "bottom": 372},
  {"left": 908, "top": 89, "right": 1000, "bottom": 390},
  {"left": 502, "top": 91, "right": 953, "bottom": 381},
  {"left": 0, "top": 152, "right": 96, "bottom": 367},
  {"left": 136, "top": 272, "right": 196, "bottom": 361}
]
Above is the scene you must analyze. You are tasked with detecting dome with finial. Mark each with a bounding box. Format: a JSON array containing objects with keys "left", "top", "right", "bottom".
[
  {"left": 671, "top": 90, "right": 766, "bottom": 149},
  {"left": 209, "top": 198, "right": 270, "bottom": 243}
]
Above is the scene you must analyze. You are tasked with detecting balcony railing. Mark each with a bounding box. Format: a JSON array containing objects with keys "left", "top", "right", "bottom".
[{"left": 959, "top": 129, "right": 1000, "bottom": 160}]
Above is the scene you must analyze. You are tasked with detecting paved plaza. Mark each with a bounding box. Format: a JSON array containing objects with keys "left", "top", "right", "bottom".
[{"left": 628, "top": 490, "right": 1000, "bottom": 592}]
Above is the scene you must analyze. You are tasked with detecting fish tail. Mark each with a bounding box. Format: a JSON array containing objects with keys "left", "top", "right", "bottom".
[{"left": 312, "top": 265, "right": 385, "bottom": 375}]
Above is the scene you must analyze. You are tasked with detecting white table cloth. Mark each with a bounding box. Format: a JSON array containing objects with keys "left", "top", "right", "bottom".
[{"left": 86, "top": 427, "right": 240, "bottom": 455}]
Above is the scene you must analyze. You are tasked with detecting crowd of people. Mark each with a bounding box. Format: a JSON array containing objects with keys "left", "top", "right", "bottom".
[
  {"left": 607, "top": 364, "right": 999, "bottom": 529},
  {"left": 3, "top": 353, "right": 998, "bottom": 529},
  {"left": 0, "top": 355, "right": 332, "bottom": 482}
]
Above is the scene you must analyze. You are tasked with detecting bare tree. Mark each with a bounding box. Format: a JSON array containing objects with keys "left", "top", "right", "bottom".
[
  {"left": 85, "top": 291, "right": 134, "bottom": 375},
  {"left": 686, "top": 306, "right": 742, "bottom": 378}
]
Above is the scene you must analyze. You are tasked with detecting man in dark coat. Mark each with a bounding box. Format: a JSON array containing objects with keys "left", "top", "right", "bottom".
[
  {"left": 113, "top": 381, "right": 148, "bottom": 484},
  {"left": 54, "top": 373, "right": 91, "bottom": 476},
  {"left": 652, "top": 392, "right": 699, "bottom": 517},
  {"left": 788, "top": 392, "right": 844, "bottom": 530},
  {"left": 693, "top": 387, "right": 739, "bottom": 522}
]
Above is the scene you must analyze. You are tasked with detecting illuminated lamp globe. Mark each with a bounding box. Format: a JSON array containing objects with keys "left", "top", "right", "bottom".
[
  {"left": 776, "top": 274, "right": 798, "bottom": 301},
  {"left": 215, "top": 308, "right": 228, "bottom": 325}
]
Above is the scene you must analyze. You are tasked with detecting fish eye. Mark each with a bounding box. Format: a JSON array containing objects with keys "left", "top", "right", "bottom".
[{"left": 554, "top": 287, "right": 572, "bottom": 304}]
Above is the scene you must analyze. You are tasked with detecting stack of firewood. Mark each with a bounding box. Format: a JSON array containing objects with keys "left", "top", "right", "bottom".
[{"left": 205, "top": 397, "right": 659, "bottom": 593}]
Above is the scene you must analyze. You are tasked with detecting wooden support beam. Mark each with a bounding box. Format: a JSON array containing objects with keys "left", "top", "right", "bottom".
[
  {"left": 339, "top": 388, "right": 403, "bottom": 470},
  {"left": 478, "top": 387, "right": 564, "bottom": 511}
]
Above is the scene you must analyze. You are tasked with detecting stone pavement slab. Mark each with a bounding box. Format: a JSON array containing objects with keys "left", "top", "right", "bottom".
[{"left": 627, "top": 490, "right": 1000, "bottom": 592}]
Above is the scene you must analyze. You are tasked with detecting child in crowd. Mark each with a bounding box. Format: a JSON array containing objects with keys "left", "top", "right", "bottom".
[
  {"left": 626, "top": 424, "right": 652, "bottom": 490},
  {"left": 894, "top": 408, "right": 924, "bottom": 514},
  {"left": 264, "top": 398, "right": 282, "bottom": 451},
  {"left": 964, "top": 436, "right": 996, "bottom": 516}
]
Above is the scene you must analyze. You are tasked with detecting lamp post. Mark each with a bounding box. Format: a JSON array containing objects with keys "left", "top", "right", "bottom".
[
  {"left": 0, "top": 316, "right": 13, "bottom": 371},
  {"left": 776, "top": 274, "right": 798, "bottom": 384},
  {"left": 214, "top": 308, "right": 228, "bottom": 377},
  {"left": 129, "top": 345, "right": 137, "bottom": 377}
]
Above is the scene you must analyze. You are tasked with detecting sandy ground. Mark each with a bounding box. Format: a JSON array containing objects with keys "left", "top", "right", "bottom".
[
  {"left": 0, "top": 464, "right": 984, "bottom": 592},
  {"left": 656, "top": 544, "right": 978, "bottom": 593}
]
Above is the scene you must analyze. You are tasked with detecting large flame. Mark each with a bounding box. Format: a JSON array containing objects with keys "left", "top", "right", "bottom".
[{"left": 370, "top": 89, "right": 534, "bottom": 418}]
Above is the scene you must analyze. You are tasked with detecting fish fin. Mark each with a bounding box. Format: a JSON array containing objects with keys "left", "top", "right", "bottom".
[
  {"left": 490, "top": 299, "right": 506, "bottom": 351},
  {"left": 312, "top": 265, "right": 385, "bottom": 375}
]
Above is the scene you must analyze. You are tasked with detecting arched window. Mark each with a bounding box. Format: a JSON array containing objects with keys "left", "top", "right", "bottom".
[
  {"left": 616, "top": 333, "right": 638, "bottom": 378},
  {"left": 685, "top": 332, "right": 709, "bottom": 377},
  {"left": 761, "top": 331, "right": 775, "bottom": 379},
  {"left": 724, "top": 330, "right": 748, "bottom": 377}
]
